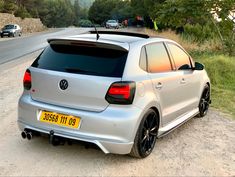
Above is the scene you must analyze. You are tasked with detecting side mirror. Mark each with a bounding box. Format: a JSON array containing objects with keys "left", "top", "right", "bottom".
[
  {"left": 194, "top": 62, "right": 204, "bottom": 70},
  {"left": 178, "top": 64, "right": 191, "bottom": 70}
]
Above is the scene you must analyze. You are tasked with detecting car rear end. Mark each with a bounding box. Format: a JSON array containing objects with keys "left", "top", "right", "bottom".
[{"left": 18, "top": 36, "right": 143, "bottom": 154}]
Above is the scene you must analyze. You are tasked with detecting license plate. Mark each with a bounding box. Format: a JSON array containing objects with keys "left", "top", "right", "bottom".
[{"left": 39, "top": 111, "right": 80, "bottom": 129}]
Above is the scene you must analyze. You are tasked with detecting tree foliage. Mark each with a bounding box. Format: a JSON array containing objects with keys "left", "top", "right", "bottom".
[
  {"left": 0, "top": 0, "right": 4, "bottom": 11},
  {"left": 151, "top": 0, "right": 235, "bottom": 55},
  {"left": 0, "top": 0, "right": 92, "bottom": 27},
  {"left": 89, "top": 0, "right": 133, "bottom": 24}
]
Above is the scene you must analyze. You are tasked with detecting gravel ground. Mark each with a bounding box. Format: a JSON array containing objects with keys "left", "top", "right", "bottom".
[{"left": 0, "top": 53, "right": 235, "bottom": 176}]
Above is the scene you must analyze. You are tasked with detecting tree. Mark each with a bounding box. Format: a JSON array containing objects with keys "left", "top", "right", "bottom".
[
  {"left": 88, "top": 0, "right": 118, "bottom": 24},
  {"left": 150, "top": 0, "right": 210, "bottom": 29},
  {"left": 74, "top": 0, "right": 81, "bottom": 25},
  {"left": 14, "top": 5, "right": 31, "bottom": 19},
  {"left": 111, "top": 0, "right": 133, "bottom": 22},
  {"left": 2, "top": 0, "right": 18, "bottom": 14},
  {"left": 0, "top": 0, "right": 4, "bottom": 11},
  {"left": 149, "top": 0, "right": 235, "bottom": 55}
]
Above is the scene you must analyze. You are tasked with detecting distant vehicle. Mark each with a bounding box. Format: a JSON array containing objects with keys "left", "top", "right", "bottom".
[
  {"left": 106, "top": 20, "right": 119, "bottom": 29},
  {"left": 1, "top": 24, "right": 22, "bottom": 38}
]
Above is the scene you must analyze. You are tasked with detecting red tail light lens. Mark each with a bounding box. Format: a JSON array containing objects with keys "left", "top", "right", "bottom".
[
  {"left": 23, "top": 69, "right": 31, "bottom": 90},
  {"left": 105, "top": 81, "right": 136, "bottom": 104}
]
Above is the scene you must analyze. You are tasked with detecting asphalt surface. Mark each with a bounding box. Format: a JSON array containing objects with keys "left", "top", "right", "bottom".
[{"left": 0, "top": 28, "right": 90, "bottom": 65}]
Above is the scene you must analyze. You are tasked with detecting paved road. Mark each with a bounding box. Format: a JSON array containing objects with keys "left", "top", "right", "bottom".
[{"left": 0, "top": 28, "right": 90, "bottom": 65}]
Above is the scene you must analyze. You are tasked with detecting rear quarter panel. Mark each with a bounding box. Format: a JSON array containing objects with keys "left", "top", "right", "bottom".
[{"left": 122, "top": 42, "right": 163, "bottom": 129}]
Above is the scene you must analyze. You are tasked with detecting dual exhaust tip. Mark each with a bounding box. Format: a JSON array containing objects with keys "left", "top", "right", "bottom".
[
  {"left": 21, "top": 130, "right": 73, "bottom": 146},
  {"left": 21, "top": 131, "right": 33, "bottom": 140}
]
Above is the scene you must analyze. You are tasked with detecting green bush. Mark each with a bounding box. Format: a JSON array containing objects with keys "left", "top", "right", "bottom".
[
  {"left": 2, "top": 2, "right": 17, "bottom": 13},
  {"left": 78, "top": 19, "right": 93, "bottom": 27},
  {"left": 182, "top": 23, "right": 217, "bottom": 43},
  {"left": 218, "top": 20, "right": 235, "bottom": 56},
  {"left": 223, "top": 36, "right": 235, "bottom": 56},
  {"left": 14, "top": 6, "right": 31, "bottom": 19}
]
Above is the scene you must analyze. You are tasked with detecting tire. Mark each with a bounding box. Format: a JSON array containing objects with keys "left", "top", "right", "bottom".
[
  {"left": 130, "top": 109, "right": 159, "bottom": 158},
  {"left": 197, "top": 84, "right": 210, "bottom": 118}
]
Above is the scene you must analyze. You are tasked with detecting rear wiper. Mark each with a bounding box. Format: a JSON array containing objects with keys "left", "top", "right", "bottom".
[{"left": 65, "top": 68, "right": 99, "bottom": 75}]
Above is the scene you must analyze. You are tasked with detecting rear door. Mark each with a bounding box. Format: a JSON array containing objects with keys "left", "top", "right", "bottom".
[
  {"left": 30, "top": 41, "right": 128, "bottom": 112},
  {"left": 145, "top": 42, "right": 183, "bottom": 125}
]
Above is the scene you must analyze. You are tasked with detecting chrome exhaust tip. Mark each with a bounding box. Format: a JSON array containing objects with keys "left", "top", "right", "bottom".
[
  {"left": 26, "top": 132, "right": 33, "bottom": 140},
  {"left": 21, "top": 131, "right": 27, "bottom": 139}
]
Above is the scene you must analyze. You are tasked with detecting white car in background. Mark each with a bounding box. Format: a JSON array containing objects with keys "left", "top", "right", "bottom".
[{"left": 106, "top": 20, "right": 119, "bottom": 29}]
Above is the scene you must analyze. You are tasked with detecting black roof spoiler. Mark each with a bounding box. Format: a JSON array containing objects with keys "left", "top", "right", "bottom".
[
  {"left": 89, "top": 30, "right": 150, "bottom": 39},
  {"left": 47, "top": 38, "right": 129, "bottom": 51}
]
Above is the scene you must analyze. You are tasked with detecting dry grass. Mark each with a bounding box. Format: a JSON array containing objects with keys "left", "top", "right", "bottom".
[{"left": 143, "top": 28, "right": 222, "bottom": 52}]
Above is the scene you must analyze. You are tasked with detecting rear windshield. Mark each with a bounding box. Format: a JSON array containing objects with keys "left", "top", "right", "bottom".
[{"left": 32, "top": 44, "right": 128, "bottom": 77}]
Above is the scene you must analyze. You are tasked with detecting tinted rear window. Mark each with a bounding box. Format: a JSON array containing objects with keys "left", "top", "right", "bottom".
[{"left": 32, "top": 44, "right": 128, "bottom": 77}]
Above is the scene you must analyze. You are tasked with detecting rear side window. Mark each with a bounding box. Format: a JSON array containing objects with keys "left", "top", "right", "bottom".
[
  {"left": 32, "top": 44, "right": 128, "bottom": 77},
  {"left": 167, "top": 43, "right": 191, "bottom": 70},
  {"left": 146, "top": 43, "right": 172, "bottom": 73}
]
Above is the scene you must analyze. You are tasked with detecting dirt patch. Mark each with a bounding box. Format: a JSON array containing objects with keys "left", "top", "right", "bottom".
[{"left": 0, "top": 53, "right": 235, "bottom": 176}]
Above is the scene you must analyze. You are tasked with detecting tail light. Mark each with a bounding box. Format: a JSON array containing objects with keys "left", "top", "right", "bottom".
[
  {"left": 23, "top": 69, "right": 31, "bottom": 90},
  {"left": 105, "top": 81, "right": 136, "bottom": 105}
]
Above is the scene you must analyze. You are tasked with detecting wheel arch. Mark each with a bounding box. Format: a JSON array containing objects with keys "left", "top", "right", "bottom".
[
  {"left": 132, "top": 102, "right": 162, "bottom": 142},
  {"left": 149, "top": 106, "right": 160, "bottom": 131}
]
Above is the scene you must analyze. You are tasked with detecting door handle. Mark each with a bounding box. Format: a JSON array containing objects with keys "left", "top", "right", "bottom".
[
  {"left": 155, "top": 82, "right": 163, "bottom": 89},
  {"left": 180, "top": 78, "right": 186, "bottom": 84}
]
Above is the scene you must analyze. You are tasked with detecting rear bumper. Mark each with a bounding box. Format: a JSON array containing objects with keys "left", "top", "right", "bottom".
[{"left": 18, "top": 94, "right": 143, "bottom": 154}]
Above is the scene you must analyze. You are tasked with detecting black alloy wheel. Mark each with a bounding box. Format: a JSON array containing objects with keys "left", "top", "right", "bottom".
[
  {"left": 130, "top": 109, "right": 159, "bottom": 158},
  {"left": 198, "top": 85, "right": 210, "bottom": 117}
]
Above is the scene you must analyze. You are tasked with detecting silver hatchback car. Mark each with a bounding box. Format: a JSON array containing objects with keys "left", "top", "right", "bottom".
[{"left": 18, "top": 31, "right": 211, "bottom": 158}]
